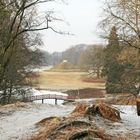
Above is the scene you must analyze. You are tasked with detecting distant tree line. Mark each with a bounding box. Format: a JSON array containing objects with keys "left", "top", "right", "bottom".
[{"left": 42, "top": 43, "right": 104, "bottom": 74}]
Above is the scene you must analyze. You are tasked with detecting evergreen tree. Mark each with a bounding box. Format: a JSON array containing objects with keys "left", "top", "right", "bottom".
[{"left": 103, "top": 26, "right": 123, "bottom": 93}]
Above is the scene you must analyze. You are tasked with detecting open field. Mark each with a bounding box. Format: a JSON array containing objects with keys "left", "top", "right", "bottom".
[
  {"left": 31, "top": 71, "right": 137, "bottom": 103},
  {"left": 32, "top": 71, "right": 105, "bottom": 91}
]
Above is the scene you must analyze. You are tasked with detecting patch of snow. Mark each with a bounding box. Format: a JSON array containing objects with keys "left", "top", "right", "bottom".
[
  {"left": 26, "top": 66, "right": 53, "bottom": 72},
  {"left": 32, "top": 89, "right": 68, "bottom": 97},
  {"left": 116, "top": 105, "right": 140, "bottom": 129},
  {"left": 0, "top": 104, "right": 74, "bottom": 140}
]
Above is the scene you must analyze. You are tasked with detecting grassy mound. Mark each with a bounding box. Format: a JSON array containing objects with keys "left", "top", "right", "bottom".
[{"left": 29, "top": 103, "right": 124, "bottom": 140}]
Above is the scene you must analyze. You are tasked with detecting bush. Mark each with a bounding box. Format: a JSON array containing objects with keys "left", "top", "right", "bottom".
[
  {"left": 106, "top": 82, "right": 138, "bottom": 95},
  {"left": 106, "top": 82, "right": 122, "bottom": 93}
]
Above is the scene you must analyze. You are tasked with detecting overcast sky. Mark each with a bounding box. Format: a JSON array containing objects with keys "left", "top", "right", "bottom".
[{"left": 39, "top": 0, "right": 103, "bottom": 53}]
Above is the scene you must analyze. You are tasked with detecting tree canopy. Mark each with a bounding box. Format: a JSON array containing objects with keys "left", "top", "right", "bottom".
[
  {"left": 0, "top": 0, "right": 63, "bottom": 104},
  {"left": 100, "top": 0, "right": 140, "bottom": 95}
]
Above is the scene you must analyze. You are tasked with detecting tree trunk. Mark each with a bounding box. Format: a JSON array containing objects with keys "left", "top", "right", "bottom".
[
  {"left": 137, "top": 96, "right": 140, "bottom": 116},
  {"left": 137, "top": 50, "right": 140, "bottom": 116},
  {"left": 7, "top": 86, "right": 13, "bottom": 104},
  {"left": 1, "top": 89, "right": 7, "bottom": 105},
  {"left": 97, "top": 67, "right": 100, "bottom": 79}
]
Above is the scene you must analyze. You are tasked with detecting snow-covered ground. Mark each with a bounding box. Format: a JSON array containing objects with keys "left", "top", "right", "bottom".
[
  {"left": 0, "top": 88, "right": 71, "bottom": 140},
  {"left": 0, "top": 104, "right": 74, "bottom": 140},
  {"left": 26, "top": 65, "right": 53, "bottom": 73},
  {"left": 117, "top": 105, "right": 140, "bottom": 130},
  {"left": 31, "top": 66, "right": 53, "bottom": 72},
  {"left": 0, "top": 99, "right": 140, "bottom": 140}
]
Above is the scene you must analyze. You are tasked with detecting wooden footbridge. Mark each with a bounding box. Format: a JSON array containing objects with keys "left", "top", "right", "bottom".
[{"left": 27, "top": 94, "right": 74, "bottom": 105}]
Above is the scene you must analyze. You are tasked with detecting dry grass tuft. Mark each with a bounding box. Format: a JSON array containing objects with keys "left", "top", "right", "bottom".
[
  {"left": 71, "top": 103, "right": 88, "bottom": 117},
  {"left": 29, "top": 117, "right": 61, "bottom": 140},
  {"left": 36, "top": 116, "right": 59, "bottom": 126},
  {"left": 108, "top": 94, "right": 136, "bottom": 105},
  {"left": 71, "top": 103, "right": 121, "bottom": 122},
  {"left": 91, "top": 103, "right": 121, "bottom": 122},
  {"left": 2, "top": 102, "right": 27, "bottom": 108},
  {"left": 28, "top": 103, "right": 123, "bottom": 140}
]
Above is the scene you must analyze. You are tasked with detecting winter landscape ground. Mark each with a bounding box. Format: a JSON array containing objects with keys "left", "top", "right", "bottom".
[{"left": 0, "top": 69, "right": 140, "bottom": 140}]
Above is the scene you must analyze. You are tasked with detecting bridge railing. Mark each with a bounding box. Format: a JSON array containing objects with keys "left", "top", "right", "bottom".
[{"left": 28, "top": 94, "right": 68, "bottom": 101}]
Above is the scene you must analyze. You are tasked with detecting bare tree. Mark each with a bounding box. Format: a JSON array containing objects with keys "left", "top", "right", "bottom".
[
  {"left": 100, "top": 0, "right": 140, "bottom": 50},
  {"left": 0, "top": 0, "right": 65, "bottom": 82},
  {"left": 79, "top": 45, "right": 104, "bottom": 78},
  {"left": 0, "top": 0, "right": 66, "bottom": 104}
]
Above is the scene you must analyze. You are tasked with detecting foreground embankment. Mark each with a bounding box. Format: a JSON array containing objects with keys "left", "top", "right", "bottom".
[
  {"left": 0, "top": 102, "right": 74, "bottom": 140},
  {"left": 0, "top": 102, "right": 140, "bottom": 140}
]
